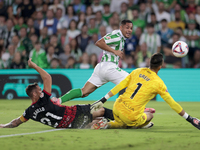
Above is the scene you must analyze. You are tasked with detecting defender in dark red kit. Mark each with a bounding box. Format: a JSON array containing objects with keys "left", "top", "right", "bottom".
[{"left": 0, "top": 58, "right": 106, "bottom": 129}]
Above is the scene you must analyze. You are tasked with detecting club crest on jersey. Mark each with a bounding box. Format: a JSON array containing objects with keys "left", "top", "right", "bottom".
[
  {"left": 193, "top": 119, "right": 199, "bottom": 125},
  {"left": 40, "top": 92, "right": 44, "bottom": 98},
  {"left": 105, "top": 36, "right": 111, "bottom": 40},
  {"left": 166, "top": 89, "right": 168, "bottom": 92}
]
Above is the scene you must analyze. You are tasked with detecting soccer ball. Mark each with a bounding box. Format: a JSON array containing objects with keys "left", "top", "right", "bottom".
[{"left": 172, "top": 41, "right": 189, "bottom": 58}]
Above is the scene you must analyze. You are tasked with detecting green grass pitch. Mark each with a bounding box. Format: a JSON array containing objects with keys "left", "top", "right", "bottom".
[{"left": 0, "top": 100, "right": 200, "bottom": 150}]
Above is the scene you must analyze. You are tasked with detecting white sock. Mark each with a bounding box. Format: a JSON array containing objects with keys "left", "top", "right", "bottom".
[{"left": 182, "top": 112, "right": 189, "bottom": 119}]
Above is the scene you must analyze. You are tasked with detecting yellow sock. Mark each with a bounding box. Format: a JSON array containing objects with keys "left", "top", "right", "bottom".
[{"left": 108, "top": 121, "right": 126, "bottom": 129}]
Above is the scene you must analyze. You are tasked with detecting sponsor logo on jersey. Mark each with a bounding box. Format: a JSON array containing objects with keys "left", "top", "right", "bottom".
[
  {"left": 193, "top": 119, "right": 199, "bottom": 125},
  {"left": 23, "top": 111, "right": 26, "bottom": 116},
  {"left": 105, "top": 36, "right": 111, "bottom": 40},
  {"left": 40, "top": 92, "right": 44, "bottom": 98},
  {"left": 122, "top": 101, "right": 134, "bottom": 111},
  {"left": 66, "top": 116, "right": 70, "bottom": 121}
]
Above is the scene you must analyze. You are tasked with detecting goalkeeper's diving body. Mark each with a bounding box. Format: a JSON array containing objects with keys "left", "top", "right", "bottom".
[{"left": 92, "top": 53, "right": 200, "bottom": 130}]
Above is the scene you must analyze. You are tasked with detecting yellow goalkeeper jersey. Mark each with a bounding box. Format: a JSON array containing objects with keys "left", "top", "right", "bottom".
[{"left": 111, "top": 68, "right": 183, "bottom": 121}]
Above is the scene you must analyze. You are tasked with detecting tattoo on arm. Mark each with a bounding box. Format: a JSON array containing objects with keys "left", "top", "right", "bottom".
[
  {"left": 3, "top": 117, "right": 23, "bottom": 128},
  {"left": 3, "top": 123, "right": 14, "bottom": 128}
]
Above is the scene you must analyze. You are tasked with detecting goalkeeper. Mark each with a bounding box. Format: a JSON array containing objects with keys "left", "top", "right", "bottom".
[{"left": 91, "top": 53, "right": 200, "bottom": 130}]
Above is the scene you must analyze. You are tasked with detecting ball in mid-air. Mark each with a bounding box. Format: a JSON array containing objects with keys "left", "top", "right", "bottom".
[{"left": 172, "top": 41, "right": 189, "bottom": 58}]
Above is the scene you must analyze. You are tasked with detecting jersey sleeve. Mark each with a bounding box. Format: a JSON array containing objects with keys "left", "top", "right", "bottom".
[
  {"left": 40, "top": 90, "right": 52, "bottom": 103},
  {"left": 103, "top": 33, "right": 121, "bottom": 45},
  {"left": 157, "top": 81, "right": 183, "bottom": 114},
  {"left": 20, "top": 115, "right": 28, "bottom": 122},
  {"left": 20, "top": 109, "right": 30, "bottom": 122},
  {"left": 156, "top": 34, "right": 161, "bottom": 47}
]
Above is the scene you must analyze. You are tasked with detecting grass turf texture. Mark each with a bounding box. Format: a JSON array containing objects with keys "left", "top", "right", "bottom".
[{"left": 0, "top": 100, "right": 200, "bottom": 150}]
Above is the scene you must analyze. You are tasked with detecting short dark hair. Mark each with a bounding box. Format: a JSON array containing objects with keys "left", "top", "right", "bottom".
[
  {"left": 121, "top": 19, "right": 132, "bottom": 26},
  {"left": 26, "top": 82, "right": 38, "bottom": 98},
  {"left": 176, "top": 27, "right": 183, "bottom": 31},
  {"left": 103, "top": 3, "right": 110, "bottom": 7},
  {"left": 150, "top": 53, "right": 163, "bottom": 69},
  {"left": 50, "top": 57, "right": 59, "bottom": 63},
  {"left": 172, "top": 32, "right": 180, "bottom": 38},
  {"left": 161, "top": 19, "right": 167, "bottom": 23},
  {"left": 35, "top": 41, "right": 40, "bottom": 45},
  {"left": 20, "top": 27, "right": 27, "bottom": 31},
  {"left": 146, "top": 23, "right": 154, "bottom": 28}
]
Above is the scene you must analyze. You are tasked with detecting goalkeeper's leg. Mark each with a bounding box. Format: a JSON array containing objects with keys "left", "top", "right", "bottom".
[
  {"left": 137, "top": 112, "right": 154, "bottom": 129},
  {"left": 91, "top": 113, "right": 126, "bottom": 129}
]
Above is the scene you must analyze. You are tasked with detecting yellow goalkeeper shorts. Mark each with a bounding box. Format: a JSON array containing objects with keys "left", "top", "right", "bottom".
[{"left": 113, "top": 101, "right": 147, "bottom": 127}]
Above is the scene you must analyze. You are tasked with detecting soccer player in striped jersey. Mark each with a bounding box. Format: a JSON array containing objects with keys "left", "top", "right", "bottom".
[
  {"left": 92, "top": 53, "right": 200, "bottom": 130},
  {"left": 54, "top": 20, "right": 133, "bottom": 109}
]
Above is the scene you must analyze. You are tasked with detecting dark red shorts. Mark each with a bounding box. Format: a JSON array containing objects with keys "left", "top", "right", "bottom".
[
  {"left": 57, "top": 104, "right": 92, "bottom": 129},
  {"left": 57, "top": 105, "right": 77, "bottom": 128}
]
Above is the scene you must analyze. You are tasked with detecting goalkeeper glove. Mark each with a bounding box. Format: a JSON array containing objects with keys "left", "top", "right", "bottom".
[
  {"left": 90, "top": 97, "right": 107, "bottom": 114},
  {"left": 186, "top": 115, "right": 200, "bottom": 130}
]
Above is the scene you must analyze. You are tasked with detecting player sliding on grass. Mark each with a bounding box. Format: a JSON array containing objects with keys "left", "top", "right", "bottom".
[
  {"left": 0, "top": 58, "right": 112, "bottom": 129},
  {"left": 91, "top": 53, "right": 200, "bottom": 130},
  {"left": 53, "top": 20, "right": 133, "bottom": 105}
]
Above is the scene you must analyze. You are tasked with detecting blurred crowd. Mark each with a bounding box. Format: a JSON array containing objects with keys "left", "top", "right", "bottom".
[{"left": 0, "top": 0, "right": 200, "bottom": 69}]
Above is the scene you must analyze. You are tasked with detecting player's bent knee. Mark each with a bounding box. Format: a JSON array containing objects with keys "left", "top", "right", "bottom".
[
  {"left": 82, "top": 93, "right": 89, "bottom": 97},
  {"left": 81, "top": 89, "right": 89, "bottom": 97},
  {"left": 81, "top": 88, "right": 92, "bottom": 97},
  {"left": 92, "top": 108, "right": 105, "bottom": 119},
  {"left": 146, "top": 112, "right": 154, "bottom": 122},
  {"left": 99, "top": 107, "right": 105, "bottom": 115}
]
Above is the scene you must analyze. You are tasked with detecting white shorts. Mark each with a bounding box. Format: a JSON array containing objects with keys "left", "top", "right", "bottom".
[{"left": 88, "top": 62, "right": 129, "bottom": 87}]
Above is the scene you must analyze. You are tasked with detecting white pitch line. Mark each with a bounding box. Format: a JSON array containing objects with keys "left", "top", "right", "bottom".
[{"left": 0, "top": 128, "right": 66, "bottom": 138}]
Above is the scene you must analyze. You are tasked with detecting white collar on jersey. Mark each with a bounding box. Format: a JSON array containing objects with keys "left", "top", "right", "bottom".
[{"left": 119, "top": 29, "right": 127, "bottom": 40}]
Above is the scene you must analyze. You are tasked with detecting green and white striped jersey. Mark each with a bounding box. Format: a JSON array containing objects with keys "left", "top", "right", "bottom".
[
  {"left": 101, "top": 29, "right": 126, "bottom": 65},
  {"left": 183, "top": 29, "right": 200, "bottom": 48}
]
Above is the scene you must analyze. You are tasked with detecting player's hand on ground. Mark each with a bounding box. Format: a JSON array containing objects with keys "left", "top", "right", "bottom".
[
  {"left": 90, "top": 100, "right": 104, "bottom": 114},
  {"left": 114, "top": 50, "right": 124, "bottom": 59},
  {"left": 0, "top": 124, "right": 5, "bottom": 128},
  {"left": 187, "top": 116, "right": 200, "bottom": 130},
  {"left": 28, "top": 58, "right": 37, "bottom": 69}
]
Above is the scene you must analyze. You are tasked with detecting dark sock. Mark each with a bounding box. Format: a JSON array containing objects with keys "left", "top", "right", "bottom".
[{"left": 103, "top": 107, "right": 114, "bottom": 120}]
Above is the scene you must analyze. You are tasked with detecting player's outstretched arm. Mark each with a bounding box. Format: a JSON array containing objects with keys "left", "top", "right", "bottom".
[
  {"left": 164, "top": 96, "right": 200, "bottom": 130},
  {"left": 0, "top": 117, "right": 23, "bottom": 128},
  {"left": 179, "top": 109, "right": 200, "bottom": 130},
  {"left": 28, "top": 58, "right": 52, "bottom": 94},
  {"left": 95, "top": 38, "right": 124, "bottom": 59},
  {"left": 90, "top": 91, "right": 113, "bottom": 114}
]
